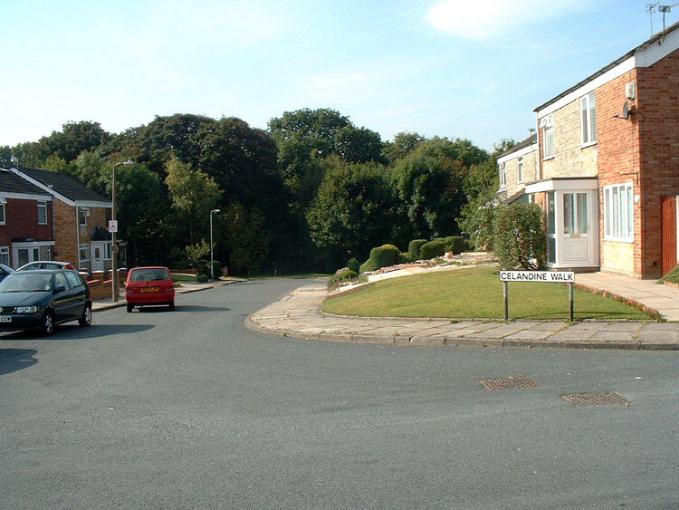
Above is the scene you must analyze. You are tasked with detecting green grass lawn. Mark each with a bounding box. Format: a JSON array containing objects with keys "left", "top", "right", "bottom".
[
  {"left": 323, "top": 265, "right": 652, "bottom": 321},
  {"left": 171, "top": 273, "right": 198, "bottom": 283}
]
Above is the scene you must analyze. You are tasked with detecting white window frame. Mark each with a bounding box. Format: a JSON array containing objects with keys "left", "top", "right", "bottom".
[
  {"left": 580, "top": 92, "right": 597, "bottom": 146},
  {"left": 79, "top": 243, "right": 90, "bottom": 262},
  {"left": 0, "top": 203, "right": 5, "bottom": 225},
  {"left": 0, "top": 246, "right": 9, "bottom": 266},
  {"left": 517, "top": 157, "right": 524, "bottom": 183},
  {"left": 540, "top": 115, "right": 555, "bottom": 160},
  {"left": 499, "top": 162, "right": 506, "bottom": 189},
  {"left": 604, "top": 182, "right": 634, "bottom": 242},
  {"left": 79, "top": 208, "right": 89, "bottom": 227},
  {"left": 37, "top": 201, "right": 48, "bottom": 225}
]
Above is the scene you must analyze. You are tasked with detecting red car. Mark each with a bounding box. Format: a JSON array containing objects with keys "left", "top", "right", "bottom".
[{"left": 125, "top": 266, "right": 175, "bottom": 312}]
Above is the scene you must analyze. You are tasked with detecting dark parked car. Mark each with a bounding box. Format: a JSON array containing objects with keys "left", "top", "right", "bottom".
[
  {"left": 0, "top": 270, "right": 91, "bottom": 335},
  {"left": 17, "top": 261, "right": 77, "bottom": 271},
  {"left": 0, "top": 263, "right": 14, "bottom": 283}
]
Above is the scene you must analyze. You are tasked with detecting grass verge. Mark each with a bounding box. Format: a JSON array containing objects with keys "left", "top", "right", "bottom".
[
  {"left": 172, "top": 273, "right": 198, "bottom": 283},
  {"left": 323, "top": 265, "right": 652, "bottom": 321}
]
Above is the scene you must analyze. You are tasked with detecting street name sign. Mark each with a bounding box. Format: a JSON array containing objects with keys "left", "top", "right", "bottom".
[
  {"left": 499, "top": 270, "right": 574, "bottom": 283},
  {"left": 108, "top": 220, "right": 118, "bottom": 233}
]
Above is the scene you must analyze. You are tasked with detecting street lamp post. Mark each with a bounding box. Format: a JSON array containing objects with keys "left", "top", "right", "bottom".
[
  {"left": 210, "top": 209, "right": 221, "bottom": 281},
  {"left": 111, "top": 160, "right": 134, "bottom": 302}
]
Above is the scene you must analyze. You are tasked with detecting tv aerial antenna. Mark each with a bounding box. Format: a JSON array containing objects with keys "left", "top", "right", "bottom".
[{"left": 647, "top": 2, "right": 679, "bottom": 35}]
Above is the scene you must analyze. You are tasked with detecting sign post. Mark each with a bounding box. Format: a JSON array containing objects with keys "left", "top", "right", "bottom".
[{"left": 499, "top": 270, "right": 575, "bottom": 321}]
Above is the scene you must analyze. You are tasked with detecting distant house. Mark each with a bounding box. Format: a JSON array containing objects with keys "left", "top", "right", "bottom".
[
  {"left": 496, "top": 133, "right": 538, "bottom": 205},
  {"left": 9, "top": 167, "right": 114, "bottom": 273},
  {"left": 499, "top": 21, "right": 679, "bottom": 278},
  {"left": 0, "top": 168, "right": 54, "bottom": 268}
]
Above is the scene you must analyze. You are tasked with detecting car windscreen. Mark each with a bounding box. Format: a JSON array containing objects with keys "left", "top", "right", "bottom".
[
  {"left": 0, "top": 273, "right": 52, "bottom": 292},
  {"left": 130, "top": 269, "right": 170, "bottom": 282}
]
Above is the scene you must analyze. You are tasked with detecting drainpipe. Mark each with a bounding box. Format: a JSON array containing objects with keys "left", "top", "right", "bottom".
[{"left": 75, "top": 204, "right": 81, "bottom": 270}]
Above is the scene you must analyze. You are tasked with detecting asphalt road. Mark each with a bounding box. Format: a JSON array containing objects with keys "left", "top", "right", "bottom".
[{"left": 1, "top": 279, "right": 678, "bottom": 510}]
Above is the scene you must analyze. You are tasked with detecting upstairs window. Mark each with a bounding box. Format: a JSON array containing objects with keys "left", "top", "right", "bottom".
[
  {"left": 0, "top": 203, "right": 5, "bottom": 225},
  {"left": 499, "top": 162, "right": 506, "bottom": 188},
  {"left": 581, "top": 92, "right": 597, "bottom": 145},
  {"left": 540, "top": 115, "right": 555, "bottom": 159},
  {"left": 517, "top": 157, "right": 524, "bottom": 183},
  {"left": 79, "top": 208, "right": 89, "bottom": 227},
  {"left": 37, "top": 201, "right": 47, "bottom": 225}
]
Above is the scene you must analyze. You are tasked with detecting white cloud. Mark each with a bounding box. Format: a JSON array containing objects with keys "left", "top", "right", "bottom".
[{"left": 426, "top": 0, "right": 590, "bottom": 39}]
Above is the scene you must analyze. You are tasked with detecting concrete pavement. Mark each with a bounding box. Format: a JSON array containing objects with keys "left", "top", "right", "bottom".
[{"left": 248, "top": 284, "right": 679, "bottom": 350}]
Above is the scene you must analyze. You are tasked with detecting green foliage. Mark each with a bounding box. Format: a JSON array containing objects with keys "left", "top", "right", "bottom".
[
  {"left": 164, "top": 157, "right": 221, "bottom": 244},
  {"left": 458, "top": 159, "right": 500, "bottom": 251},
  {"left": 327, "top": 268, "right": 358, "bottom": 289},
  {"left": 420, "top": 238, "right": 448, "bottom": 259},
  {"left": 196, "top": 273, "right": 209, "bottom": 283},
  {"left": 661, "top": 265, "right": 679, "bottom": 284},
  {"left": 224, "top": 203, "right": 270, "bottom": 274},
  {"left": 408, "top": 239, "right": 428, "bottom": 259},
  {"left": 210, "top": 261, "right": 222, "bottom": 279},
  {"left": 358, "top": 244, "right": 401, "bottom": 273},
  {"left": 443, "top": 236, "right": 468, "bottom": 254},
  {"left": 347, "top": 257, "right": 360, "bottom": 273},
  {"left": 306, "top": 162, "right": 399, "bottom": 268},
  {"left": 494, "top": 204, "right": 546, "bottom": 270},
  {"left": 382, "top": 132, "right": 425, "bottom": 163},
  {"left": 399, "top": 252, "right": 415, "bottom": 264},
  {"left": 184, "top": 240, "right": 210, "bottom": 268}
]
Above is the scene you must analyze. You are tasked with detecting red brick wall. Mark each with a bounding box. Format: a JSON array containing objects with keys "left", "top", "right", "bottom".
[
  {"left": 53, "top": 200, "right": 78, "bottom": 266},
  {"left": 0, "top": 198, "right": 53, "bottom": 246},
  {"left": 637, "top": 48, "right": 679, "bottom": 278},
  {"left": 596, "top": 69, "right": 643, "bottom": 276}
]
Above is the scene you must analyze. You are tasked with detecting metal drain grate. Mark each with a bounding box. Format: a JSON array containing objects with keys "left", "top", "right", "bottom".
[
  {"left": 480, "top": 376, "right": 537, "bottom": 391},
  {"left": 561, "top": 392, "right": 630, "bottom": 406}
]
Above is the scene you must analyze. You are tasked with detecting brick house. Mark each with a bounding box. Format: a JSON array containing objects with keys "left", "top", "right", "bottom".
[
  {"left": 0, "top": 168, "right": 54, "bottom": 268},
  {"left": 9, "top": 167, "right": 114, "bottom": 273},
  {"left": 500, "top": 22, "right": 679, "bottom": 278}
]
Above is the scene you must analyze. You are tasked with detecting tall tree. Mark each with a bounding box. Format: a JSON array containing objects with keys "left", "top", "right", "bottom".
[
  {"left": 164, "top": 157, "right": 221, "bottom": 244},
  {"left": 382, "top": 131, "right": 426, "bottom": 163}
]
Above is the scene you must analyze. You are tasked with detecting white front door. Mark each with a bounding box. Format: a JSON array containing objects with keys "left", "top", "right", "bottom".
[{"left": 547, "top": 190, "right": 599, "bottom": 269}]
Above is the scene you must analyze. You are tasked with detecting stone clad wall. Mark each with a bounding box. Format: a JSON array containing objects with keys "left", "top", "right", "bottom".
[
  {"left": 541, "top": 99, "right": 598, "bottom": 180},
  {"left": 501, "top": 148, "right": 538, "bottom": 201}
]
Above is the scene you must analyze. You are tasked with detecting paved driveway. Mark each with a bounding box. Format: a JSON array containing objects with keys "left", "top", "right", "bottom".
[{"left": 1, "top": 279, "right": 678, "bottom": 509}]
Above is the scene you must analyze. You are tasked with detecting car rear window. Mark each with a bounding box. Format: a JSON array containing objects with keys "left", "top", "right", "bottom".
[{"left": 130, "top": 269, "right": 170, "bottom": 282}]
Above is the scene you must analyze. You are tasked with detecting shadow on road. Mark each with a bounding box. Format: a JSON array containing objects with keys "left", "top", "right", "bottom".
[
  {"left": 137, "top": 305, "right": 230, "bottom": 313},
  {"left": 0, "top": 348, "right": 38, "bottom": 376},
  {"left": 0, "top": 323, "right": 155, "bottom": 341}
]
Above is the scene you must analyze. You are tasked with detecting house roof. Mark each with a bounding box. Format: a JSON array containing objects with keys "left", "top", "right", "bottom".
[
  {"left": 534, "top": 20, "right": 679, "bottom": 112},
  {"left": 0, "top": 168, "right": 51, "bottom": 197},
  {"left": 13, "top": 167, "right": 110, "bottom": 204},
  {"left": 498, "top": 133, "right": 537, "bottom": 159}
]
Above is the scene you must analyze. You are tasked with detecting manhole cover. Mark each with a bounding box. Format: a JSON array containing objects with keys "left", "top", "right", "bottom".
[
  {"left": 561, "top": 392, "right": 630, "bottom": 406},
  {"left": 480, "top": 376, "right": 537, "bottom": 391}
]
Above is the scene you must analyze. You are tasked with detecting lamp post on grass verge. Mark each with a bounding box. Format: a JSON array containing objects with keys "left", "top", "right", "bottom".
[
  {"left": 210, "top": 209, "right": 220, "bottom": 281},
  {"left": 111, "top": 160, "right": 134, "bottom": 302}
]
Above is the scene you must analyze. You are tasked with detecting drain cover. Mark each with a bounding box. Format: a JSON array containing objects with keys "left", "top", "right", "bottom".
[
  {"left": 480, "top": 376, "right": 537, "bottom": 391},
  {"left": 561, "top": 392, "right": 630, "bottom": 406}
]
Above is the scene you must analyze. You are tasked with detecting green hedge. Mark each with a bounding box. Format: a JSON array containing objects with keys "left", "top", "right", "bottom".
[
  {"left": 359, "top": 244, "right": 400, "bottom": 273},
  {"left": 328, "top": 268, "right": 358, "bottom": 288},
  {"left": 408, "top": 239, "right": 428, "bottom": 259},
  {"left": 347, "top": 257, "right": 360, "bottom": 274},
  {"left": 443, "top": 236, "right": 468, "bottom": 254},
  {"left": 420, "top": 238, "right": 448, "bottom": 259},
  {"left": 494, "top": 203, "right": 546, "bottom": 270},
  {"left": 399, "top": 252, "right": 414, "bottom": 263}
]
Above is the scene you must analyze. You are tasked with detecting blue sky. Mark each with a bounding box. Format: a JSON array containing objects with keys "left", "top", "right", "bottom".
[{"left": 1, "top": 0, "right": 676, "bottom": 150}]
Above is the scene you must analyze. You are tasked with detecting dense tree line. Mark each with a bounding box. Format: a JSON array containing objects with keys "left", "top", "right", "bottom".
[{"left": 0, "top": 110, "right": 505, "bottom": 274}]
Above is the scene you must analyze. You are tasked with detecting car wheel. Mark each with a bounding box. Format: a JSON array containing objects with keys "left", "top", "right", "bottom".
[
  {"left": 79, "top": 304, "right": 92, "bottom": 327},
  {"left": 169, "top": 301, "right": 175, "bottom": 311},
  {"left": 126, "top": 304, "right": 133, "bottom": 313},
  {"left": 41, "top": 311, "right": 54, "bottom": 336}
]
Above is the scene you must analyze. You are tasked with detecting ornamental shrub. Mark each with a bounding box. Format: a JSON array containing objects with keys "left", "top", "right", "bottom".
[
  {"left": 408, "top": 239, "right": 428, "bottom": 259},
  {"left": 420, "top": 238, "right": 448, "bottom": 259},
  {"left": 399, "top": 252, "right": 414, "bottom": 263},
  {"left": 196, "top": 273, "right": 209, "bottom": 283},
  {"left": 359, "top": 244, "right": 400, "bottom": 273},
  {"left": 347, "top": 257, "right": 360, "bottom": 274},
  {"left": 443, "top": 236, "right": 468, "bottom": 254},
  {"left": 327, "top": 268, "right": 358, "bottom": 288},
  {"left": 494, "top": 203, "right": 546, "bottom": 270}
]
